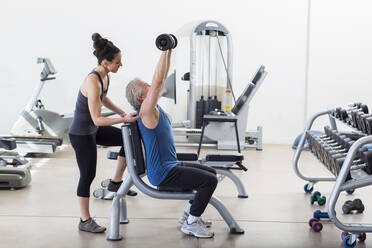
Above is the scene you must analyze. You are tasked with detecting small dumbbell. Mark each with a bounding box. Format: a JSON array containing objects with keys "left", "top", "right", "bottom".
[
  {"left": 356, "top": 113, "right": 372, "bottom": 132},
  {"left": 351, "top": 110, "right": 367, "bottom": 129},
  {"left": 156, "top": 34, "right": 177, "bottom": 51},
  {"left": 310, "top": 191, "right": 326, "bottom": 206},
  {"left": 322, "top": 142, "right": 353, "bottom": 166},
  {"left": 340, "top": 149, "right": 372, "bottom": 174},
  {"left": 364, "top": 116, "right": 372, "bottom": 134},
  {"left": 342, "top": 199, "right": 365, "bottom": 214},
  {"left": 318, "top": 141, "right": 348, "bottom": 165},
  {"left": 313, "top": 210, "right": 329, "bottom": 219},
  {"left": 335, "top": 103, "right": 362, "bottom": 116},
  {"left": 337, "top": 103, "right": 367, "bottom": 118},
  {"left": 308, "top": 218, "right": 323, "bottom": 232},
  {"left": 341, "top": 231, "right": 367, "bottom": 242},
  {"left": 328, "top": 148, "right": 369, "bottom": 176},
  {"left": 341, "top": 104, "right": 368, "bottom": 124}
]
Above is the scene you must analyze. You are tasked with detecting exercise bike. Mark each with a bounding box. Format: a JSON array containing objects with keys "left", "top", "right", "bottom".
[{"left": 9, "top": 58, "right": 114, "bottom": 155}]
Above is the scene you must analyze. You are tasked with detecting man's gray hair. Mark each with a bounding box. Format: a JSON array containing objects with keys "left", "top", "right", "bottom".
[{"left": 126, "top": 77, "right": 143, "bottom": 110}]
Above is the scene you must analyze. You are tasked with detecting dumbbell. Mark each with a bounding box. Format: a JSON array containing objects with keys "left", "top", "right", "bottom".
[
  {"left": 355, "top": 113, "right": 372, "bottom": 132},
  {"left": 312, "top": 134, "right": 350, "bottom": 163},
  {"left": 342, "top": 104, "right": 368, "bottom": 124},
  {"left": 329, "top": 148, "right": 372, "bottom": 176},
  {"left": 324, "top": 143, "right": 358, "bottom": 176},
  {"left": 336, "top": 103, "right": 366, "bottom": 118},
  {"left": 342, "top": 199, "right": 365, "bottom": 214},
  {"left": 156, "top": 34, "right": 177, "bottom": 51},
  {"left": 323, "top": 127, "right": 355, "bottom": 147},
  {"left": 316, "top": 139, "right": 348, "bottom": 164},
  {"left": 309, "top": 133, "right": 338, "bottom": 153},
  {"left": 341, "top": 231, "right": 367, "bottom": 242},
  {"left": 315, "top": 129, "right": 347, "bottom": 147},
  {"left": 350, "top": 106, "right": 369, "bottom": 126},
  {"left": 329, "top": 155, "right": 361, "bottom": 177},
  {"left": 364, "top": 116, "right": 372, "bottom": 134},
  {"left": 313, "top": 210, "right": 329, "bottom": 219},
  {"left": 322, "top": 140, "right": 352, "bottom": 165},
  {"left": 308, "top": 218, "right": 323, "bottom": 232},
  {"left": 328, "top": 147, "right": 367, "bottom": 168},
  {"left": 357, "top": 113, "right": 372, "bottom": 134},
  {"left": 334, "top": 103, "right": 362, "bottom": 118},
  {"left": 310, "top": 191, "right": 326, "bottom": 206}
]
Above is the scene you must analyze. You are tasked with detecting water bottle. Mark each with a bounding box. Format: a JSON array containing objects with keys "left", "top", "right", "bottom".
[{"left": 224, "top": 89, "right": 232, "bottom": 111}]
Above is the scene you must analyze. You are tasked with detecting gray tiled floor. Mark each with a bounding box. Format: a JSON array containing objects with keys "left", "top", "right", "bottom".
[{"left": 0, "top": 144, "right": 370, "bottom": 247}]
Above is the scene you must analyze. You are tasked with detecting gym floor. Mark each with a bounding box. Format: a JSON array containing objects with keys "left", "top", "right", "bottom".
[{"left": 0, "top": 144, "right": 370, "bottom": 248}]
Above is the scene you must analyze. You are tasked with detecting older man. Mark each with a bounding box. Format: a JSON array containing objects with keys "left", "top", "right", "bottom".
[{"left": 125, "top": 49, "right": 217, "bottom": 238}]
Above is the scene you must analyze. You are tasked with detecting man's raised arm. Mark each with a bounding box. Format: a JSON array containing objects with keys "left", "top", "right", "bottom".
[{"left": 141, "top": 50, "right": 172, "bottom": 113}]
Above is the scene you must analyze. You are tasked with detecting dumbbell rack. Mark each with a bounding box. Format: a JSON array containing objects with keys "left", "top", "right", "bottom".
[{"left": 293, "top": 106, "right": 372, "bottom": 247}]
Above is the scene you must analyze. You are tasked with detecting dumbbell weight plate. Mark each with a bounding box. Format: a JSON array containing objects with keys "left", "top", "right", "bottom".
[
  {"left": 169, "top": 34, "right": 177, "bottom": 49},
  {"left": 156, "top": 34, "right": 173, "bottom": 51},
  {"left": 360, "top": 104, "right": 369, "bottom": 114},
  {"left": 308, "top": 218, "right": 323, "bottom": 232},
  {"left": 342, "top": 200, "right": 353, "bottom": 214},
  {"left": 352, "top": 199, "right": 365, "bottom": 213}
]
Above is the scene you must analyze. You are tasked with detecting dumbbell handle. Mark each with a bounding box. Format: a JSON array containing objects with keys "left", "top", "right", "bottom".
[
  {"left": 351, "top": 163, "right": 368, "bottom": 170},
  {"left": 332, "top": 157, "right": 363, "bottom": 169},
  {"left": 313, "top": 210, "right": 329, "bottom": 219},
  {"left": 345, "top": 106, "right": 364, "bottom": 113}
]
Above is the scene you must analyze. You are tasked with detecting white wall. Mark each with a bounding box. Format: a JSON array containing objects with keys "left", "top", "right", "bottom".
[
  {"left": 307, "top": 0, "right": 372, "bottom": 132},
  {"left": 0, "top": 0, "right": 313, "bottom": 144}
]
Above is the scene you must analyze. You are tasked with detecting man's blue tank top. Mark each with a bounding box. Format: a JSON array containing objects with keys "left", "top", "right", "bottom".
[{"left": 137, "top": 106, "right": 178, "bottom": 186}]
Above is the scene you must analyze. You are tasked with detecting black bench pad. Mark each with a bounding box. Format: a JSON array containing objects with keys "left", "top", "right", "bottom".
[
  {"left": 206, "top": 153, "right": 244, "bottom": 162},
  {"left": 177, "top": 152, "right": 198, "bottom": 161}
]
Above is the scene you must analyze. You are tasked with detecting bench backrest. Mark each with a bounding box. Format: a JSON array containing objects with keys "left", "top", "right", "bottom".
[
  {"left": 231, "top": 65, "right": 266, "bottom": 115},
  {"left": 124, "top": 122, "right": 146, "bottom": 176}
]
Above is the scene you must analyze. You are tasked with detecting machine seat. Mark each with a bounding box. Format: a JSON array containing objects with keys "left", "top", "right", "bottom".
[{"left": 206, "top": 153, "right": 244, "bottom": 162}]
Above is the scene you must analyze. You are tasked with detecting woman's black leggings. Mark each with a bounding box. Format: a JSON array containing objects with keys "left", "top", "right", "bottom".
[
  {"left": 159, "top": 162, "right": 218, "bottom": 217},
  {"left": 69, "top": 126, "right": 125, "bottom": 197}
]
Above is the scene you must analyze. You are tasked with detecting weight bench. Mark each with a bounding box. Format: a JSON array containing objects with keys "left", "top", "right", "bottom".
[
  {"left": 106, "top": 150, "right": 248, "bottom": 198},
  {"left": 176, "top": 152, "right": 248, "bottom": 198},
  {"left": 0, "top": 137, "right": 31, "bottom": 189},
  {"left": 107, "top": 123, "right": 245, "bottom": 241}
]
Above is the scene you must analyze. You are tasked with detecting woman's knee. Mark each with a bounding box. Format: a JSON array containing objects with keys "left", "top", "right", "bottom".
[{"left": 80, "top": 172, "right": 96, "bottom": 187}]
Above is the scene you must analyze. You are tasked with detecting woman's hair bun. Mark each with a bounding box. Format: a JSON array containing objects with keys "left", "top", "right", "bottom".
[
  {"left": 91, "top": 33, "right": 120, "bottom": 64},
  {"left": 92, "top": 33, "right": 108, "bottom": 50},
  {"left": 92, "top": 33, "right": 102, "bottom": 42}
]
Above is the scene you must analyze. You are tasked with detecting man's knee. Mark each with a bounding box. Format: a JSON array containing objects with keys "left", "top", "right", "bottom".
[{"left": 206, "top": 174, "right": 218, "bottom": 189}]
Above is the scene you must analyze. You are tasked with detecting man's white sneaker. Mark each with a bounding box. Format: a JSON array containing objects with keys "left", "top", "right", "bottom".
[
  {"left": 181, "top": 220, "right": 214, "bottom": 238},
  {"left": 178, "top": 211, "right": 212, "bottom": 228}
]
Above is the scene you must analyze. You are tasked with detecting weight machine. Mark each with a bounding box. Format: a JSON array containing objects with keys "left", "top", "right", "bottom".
[{"left": 163, "top": 20, "right": 265, "bottom": 150}]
